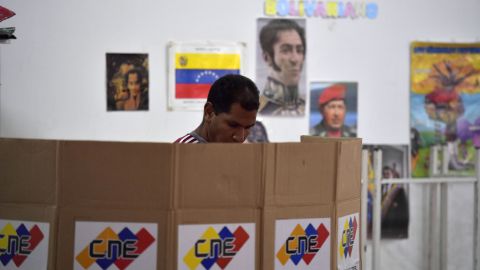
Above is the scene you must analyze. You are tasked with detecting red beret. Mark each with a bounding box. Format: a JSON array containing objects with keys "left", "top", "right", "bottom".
[
  {"left": 318, "top": 84, "right": 346, "bottom": 105},
  {"left": 425, "top": 88, "right": 459, "bottom": 105}
]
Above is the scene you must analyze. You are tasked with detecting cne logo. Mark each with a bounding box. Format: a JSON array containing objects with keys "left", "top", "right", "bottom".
[
  {"left": 183, "top": 226, "right": 249, "bottom": 270},
  {"left": 75, "top": 226, "right": 155, "bottom": 270},
  {"left": 0, "top": 223, "right": 45, "bottom": 267},
  {"left": 276, "top": 223, "right": 329, "bottom": 266},
  {"left": 339, "top": 216, "right": 358, "bottom": 259}
]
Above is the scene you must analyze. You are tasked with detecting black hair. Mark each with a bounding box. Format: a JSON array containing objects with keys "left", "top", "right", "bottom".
[
  {"left": 207, "top": 74, "right": 260, "bottom": 114},
  {"left": 124, "top": 68, "right": 144, "bottom": 86},
  {"left": 259, "top": 19, "right": 306, "bottom": 60}
]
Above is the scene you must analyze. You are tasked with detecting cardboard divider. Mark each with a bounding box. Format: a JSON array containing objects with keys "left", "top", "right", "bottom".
[
  {"left": 0, "top": 139, "right": 58, "bottom": 205},
  {"left": 1, "top": 137, "right": 362, "bottom": 270},
  {"left": 265, "top": 143, "right": 337, "bottom": 206},
  {"left": 174, "top": 143, "right": 263, "bottom": 209},
  {"left": 58, "top": 141, "right": 174, "bottom": 210}
]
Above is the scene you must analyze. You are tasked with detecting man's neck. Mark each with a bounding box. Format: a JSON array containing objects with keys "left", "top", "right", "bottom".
[{"left": 194, "top": 123, "right": 209, "bottom": 142}]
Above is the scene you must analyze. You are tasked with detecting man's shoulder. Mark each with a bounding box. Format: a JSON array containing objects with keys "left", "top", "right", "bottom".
[
  {"left": 174, "top": 133, "right": 200, "bottom": 144},
  {"left": 342, "top": 125, "right": 357, "bottom": 137},
  {"left": 174, "top": 132, "right": 208, "bottom": 144},
  {"left": 311, "top": 122, "right": 328, "bottom": 136}
]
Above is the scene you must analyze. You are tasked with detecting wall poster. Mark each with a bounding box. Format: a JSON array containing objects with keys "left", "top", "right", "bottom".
[
  {"left": 167, "top": 41, "right": 246, "bottom": 111},
  {"left": 256, "top": 18, "right": 307, "bottom": 117},
  {"left": 364, "top": 145, "right": 410, "bottom": 239},
  {"left": 309, "top": 82, "right": 357, "bottom": 138},
  {"left": 106, "top": 53, "right": 149, "bottom": 111},
  {"left": 410, "top": 42, "right": 480, "bottom": 177}
]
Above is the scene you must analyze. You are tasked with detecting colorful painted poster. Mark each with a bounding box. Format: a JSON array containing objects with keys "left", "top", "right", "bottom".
[
  {"left": 274, "top": 218, "right": 330, "bottom": 270},
  {"left": 256, "top": 18, "right": 307, "bottom": 117},
  {"left": 364, "top": 145, "right": 410, "bottom": 239},
  {"left": 178, "top": 223, "right": 255, "bottom": 270},
  {"left": 309, "top": 82, "right": 357, "bottom": 138},
  {"left": 106, "top": 53, "right": 149, "bottom": 111},
  {"left": 0, "top": 219, "right": 50, "bottom": 270},
  {"left": 337, "top": 213, "right": 360, "bottom": 270},
  {"left": 73, "top": 221, "right": 157, "bottom": 270},
  {"left": 410, "top": 42, "right": 480, "bottom": 177},
  {"left": 167, "top": 41, "right": 246, "bottom": 111}
]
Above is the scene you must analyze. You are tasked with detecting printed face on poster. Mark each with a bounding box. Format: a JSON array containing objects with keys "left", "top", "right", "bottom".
[
  {"left": 364, "top": 144, "right": 410, "bottom": 239},
  {"left": 410, "top": 42, "right": 480, "bottom": 177},
  {"left": 256, "top": 18, "right": 307, "bottom": 117},
  {"left": 106, "top": 53, "right": 149, "bottom": 111},
  {"left": 167, "top": 41, "right": 246, "bottom": 111},
  {"left": 309, "top": 82, "right": 357, "bottom": 138}
]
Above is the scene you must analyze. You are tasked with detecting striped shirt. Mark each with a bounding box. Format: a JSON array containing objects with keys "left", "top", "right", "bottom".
[{"left": 174, "top": 132, "right": 207, "bottom": 144}]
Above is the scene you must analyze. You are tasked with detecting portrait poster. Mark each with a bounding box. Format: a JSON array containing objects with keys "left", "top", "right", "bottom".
[
  {"left": 410, "top": 42, "right": 480, "bottom": 177},
  {"left": 309, "top": 82, "right": 357, "bottom": 138},
  {"left": 256, "top": 18, "right": 307, "bottom": 117},
  {"left": 106, "top": 53, "right": 149, "bottom": 111},
  {"left": 364, "top": 145, "right": 410, "bottom": 239},
  {"left": 167, "top": 41, "right": 246, "bottom": 111}
]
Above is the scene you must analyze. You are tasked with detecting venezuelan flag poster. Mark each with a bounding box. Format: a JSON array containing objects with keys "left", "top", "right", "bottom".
[
  {"left": 410, "top": 42, "right": 480, "bottom": 177},
  {"left": 167, "top": 41, "right": 246, "bottom": 110}
]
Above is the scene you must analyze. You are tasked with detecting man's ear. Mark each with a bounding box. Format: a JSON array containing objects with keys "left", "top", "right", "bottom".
[
  {"left": 204, "top": 102, "right": 215, "bottom": 122},
  {"left": 263, "top": 52, "right": 273, "bottom": 66}
]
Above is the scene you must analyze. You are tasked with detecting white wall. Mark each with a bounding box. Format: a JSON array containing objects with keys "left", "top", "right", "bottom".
[
  {"left": 1, "top": 1, "right": 478, "bottom": 269},
  {"left": 2, "top": 0, "right": 479, "bottom": 143}
]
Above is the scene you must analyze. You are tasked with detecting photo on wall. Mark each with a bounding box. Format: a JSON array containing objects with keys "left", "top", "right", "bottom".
[
  {"left": 256, "top": 18, "right": 306, "bottom": 117},
  {"left": 106, "top": 53, "right": 149, "bottom": 111},
  {"left": 410, "top": 42, "right": 480, "bottom": 177},
  {"left": 364, "top": 144, "right": 410, "bottom": 239},
  {"left": 167, "top": 41, "right": 246, "bottom": 111},
  {"left": 309, "top": 82, "right": 357, "bottom": 138}
]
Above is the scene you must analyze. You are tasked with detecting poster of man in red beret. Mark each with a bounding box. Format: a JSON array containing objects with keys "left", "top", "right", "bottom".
[{"left": 309, "top": 82, "right": 358, "bottom": 137}]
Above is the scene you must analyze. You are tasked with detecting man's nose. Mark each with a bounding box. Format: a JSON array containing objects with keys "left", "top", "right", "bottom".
[
  {"left": 233, "top": 129, "right": 246, "bottom": 142},
  {"left": 290, "top": 51, "right": 302, "bottom": 63}
]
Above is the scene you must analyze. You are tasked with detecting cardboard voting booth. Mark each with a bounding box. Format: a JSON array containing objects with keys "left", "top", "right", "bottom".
[{"left": 0, "top": 138, "right": 361, "bottom": 270}]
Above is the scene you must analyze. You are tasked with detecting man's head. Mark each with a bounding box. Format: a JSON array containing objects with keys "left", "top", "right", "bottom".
[
  {"left": 203, "top": 74, "right": 260, "bottom": 143},
  {"left": 382, "top": 166, "right": 394, "bottom": 179},
  {"left": 125, "top": 68, "right": 143, "bottom": 96},
  {"left": 318, "top": 84, "right": 347, "bottom": 131},
  {"left": 260, "top": 19, "right": 306, "bottom": 87}
]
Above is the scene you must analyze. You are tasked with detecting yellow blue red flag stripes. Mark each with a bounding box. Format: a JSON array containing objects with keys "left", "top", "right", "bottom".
[{"left": 175, "top": 53, "right": 241, "bottom": 99}]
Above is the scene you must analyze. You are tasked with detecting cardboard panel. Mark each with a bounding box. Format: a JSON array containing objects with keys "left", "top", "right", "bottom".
[
  {"left": 262, "top": 205, "right": 333, "bottom": 270},
  {"left": 175, "top": 144, "right": 263, "bottom": 209},
  {"left": 267, "top": 143, "right": 336, "bottom": 206},
  {"left": 300, "top": 137, "right": 362, "bottom": 202},
  {"left": 0, "top": 139, "right": 58, "bottom": 205},
  {"left": 336, "top": 140, "right": 362, "bottom": 201},
  {"left": 59, "top": 141, "right": 174, "bottom": 210},
  {"left": 172, "top": 208, "right": 260, "bottom": 270},
  {"left": 56, "top": 207, "right": 167, "bottom": 270},
  {"left": 0, "top": 204, "right": 57, "bottom": 270}
]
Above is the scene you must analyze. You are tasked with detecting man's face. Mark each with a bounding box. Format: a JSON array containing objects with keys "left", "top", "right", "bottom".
[
  {"left": 383, "top": 168, "right": 394, "bottom": 179},
  {"left": 266, "top": 29, "right": 305, "bottom": 87},
  {"left": 207, "top": 103, "right": 257, "bottom": 143},
  {"left": 127, "top": 73, "right": 141, "bottom": 96},
  {"left": 321, "top": 100, "right": 346, "bottom": 130}
]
